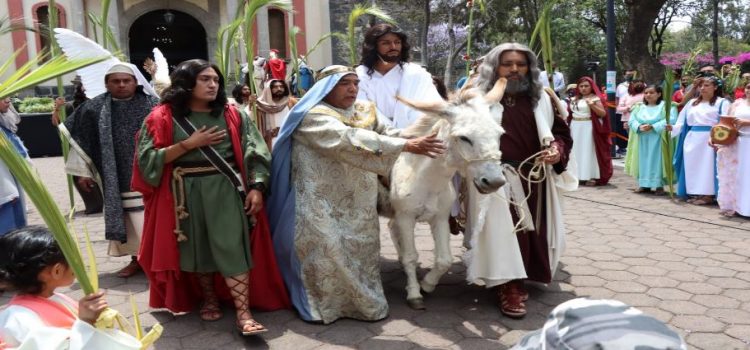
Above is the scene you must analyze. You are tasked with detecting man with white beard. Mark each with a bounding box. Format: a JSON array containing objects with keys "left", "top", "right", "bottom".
[{"left": 463, "top": 43, "right": 577, "bottom": 319}]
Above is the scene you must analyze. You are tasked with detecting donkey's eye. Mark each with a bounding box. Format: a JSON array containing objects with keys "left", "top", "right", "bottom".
[{"left": 459, "top": 136, "right": 473, "bottom": 145}]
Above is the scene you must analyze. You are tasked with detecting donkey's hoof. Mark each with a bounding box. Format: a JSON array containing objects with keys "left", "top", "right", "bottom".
[{"left": 407, "top": 298, "right": 426, "bottom": 310}]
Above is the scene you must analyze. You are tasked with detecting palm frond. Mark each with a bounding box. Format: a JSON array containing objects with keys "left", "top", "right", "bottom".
[
  {"left": 661, "top": 69, "right": 676, "bottom": 197},
  {"left": 242, "top": 0, "right": 293, "bottom": 94},
  {"left": 289, "top": 26, "right": 301, "bottom": 89},
  {"left": 0, "top": 16, "right": 35, "bottom": 36},
  {"left": 346, "top": 4, "right": 396, "bottom": 66},
  {"left": 0, "top": 132, "right": 94, "bottom": 293},
  {"left": 306, "top": 32, "right": 336, "bottom": 58},
  {"left": 0, "top": 52, "right": 109, "bottom": 99},
  {"left": 100, "top": 0, "right": 112, "bottom": 50},
  {"left": 529, "top": 1, "right": 556, "bottom": 82},
  {"left": 215, "top": 17, "right": 244, "bottom": 77}
]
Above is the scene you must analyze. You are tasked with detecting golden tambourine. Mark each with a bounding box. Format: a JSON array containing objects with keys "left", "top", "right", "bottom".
[{"left": 711, "top": 116, "right": 738, "bottom": 145}]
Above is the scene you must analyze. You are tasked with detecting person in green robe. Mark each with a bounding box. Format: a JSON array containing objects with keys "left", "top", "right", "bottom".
[
  {"left": 133, "top": 59, "right": 277, "bottom": 336},
  {"left": 627, "top": 85, "right": 677, "bottom": 194}
]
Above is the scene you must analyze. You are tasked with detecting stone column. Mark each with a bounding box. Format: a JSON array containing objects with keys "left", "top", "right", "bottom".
[
  {"left": 256, "top": 7, "right": 269, "bottom": 57},
  {"left": 68, "top": 0, "right": 86, "bottom": 34}
]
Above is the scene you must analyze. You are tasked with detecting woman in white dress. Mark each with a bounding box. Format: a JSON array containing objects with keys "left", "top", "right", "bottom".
[
  {"left": 671, "top": 76, "right": 729, "bottom": 205},
  {"left": 568, "top": 77, "right": 609, "bottom": 186},
  {"left": 718, "top": 82, "right": 750, "bottom": 217}
]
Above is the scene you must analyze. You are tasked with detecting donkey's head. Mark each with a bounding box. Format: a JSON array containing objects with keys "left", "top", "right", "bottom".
[{"left": 398, "top": 78, "right": 508, "bottom": 194}]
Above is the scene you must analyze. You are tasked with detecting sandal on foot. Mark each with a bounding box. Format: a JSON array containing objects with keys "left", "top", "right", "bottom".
[
  {"left": 633, "top": 187, "right": 650, "bottom": 193},
  {"left": 199, "top": 300, "right": 223, "bottom": 321},
  {"left": 584, "top": 180, "right": 597, "bottom": 187},
  {"left": 498, "top": 283, "right": 527, "bottom": 318},
  {"left": 654, "top": 188, "right": 666, "bottom": 196},
  {"left": 237, "top": 319, "right": 268, "bottom": 336},
  {"left": 720, "top": 210, "right": 736, "bottom": 217},
  {"left": 692, "top": 197, "right": 713, "bottom": 205},
  {"left": 116, "top": 259, "right": 142, "bottom": 278}
]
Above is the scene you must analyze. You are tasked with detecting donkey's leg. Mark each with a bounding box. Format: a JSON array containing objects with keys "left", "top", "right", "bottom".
[
  {"left": 392, "top": 215, "right": 424, "bottom": 309},
  {"left": 421, "top": 215, "right": 453, "bottom": 293}
]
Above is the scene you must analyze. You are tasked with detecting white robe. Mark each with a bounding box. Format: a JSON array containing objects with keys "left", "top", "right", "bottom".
[
  {"left": 729, "top": 103, "right": 750, "bottom": 216},
  {"left": 355, "top": 63, "right": 443, "bottom": 128},
  {"left": 464, "top": 90, "right": 577, "bottom": 287},
  {"left": 569, "top": 98, "right": 600, "bottom": 181},
  {"left": 0, "top": 294, "right": 141, "bottom": 350},
  {"left": 672, "top": 98, "right": 729, "bottom": 195}
]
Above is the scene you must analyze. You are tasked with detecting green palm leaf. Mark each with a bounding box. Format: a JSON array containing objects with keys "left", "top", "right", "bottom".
[
  {"left": 242, "top": 0, "right": 293, "bottom": 95},
  {"left": 0, "top": 132, "right": 94, "bottom": 294},
  {"left": 215, "top": 16, "right": 244, "bottom": 77},
  {"left": 661, "top": 69, "right": 676, "bottom": 197},
  {"left": 529, "top": 1, "right": 556, "bottom": 82},
  {"left": 0, "top": 51, "right": 108, "bottom": 99},
  {"left": 346, "top": 4, "right": 396, "bottom": 66}
]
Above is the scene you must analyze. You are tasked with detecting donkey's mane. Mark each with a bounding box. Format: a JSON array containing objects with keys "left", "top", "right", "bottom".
[{"left": 400, "top": 113, "right": 448, "bottom": 138}]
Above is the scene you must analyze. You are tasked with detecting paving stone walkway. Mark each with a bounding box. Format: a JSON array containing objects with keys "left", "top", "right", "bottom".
[{"left": 4, "top": 156, "right": 749, "bottom": 349}]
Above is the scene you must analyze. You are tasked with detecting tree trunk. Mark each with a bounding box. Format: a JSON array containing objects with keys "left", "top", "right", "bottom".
[
  {"left": 712, "top": 0, "right": 719, "bottom": 66},
  {"left": 620, "top": 0, "right": 667, "bottom": 81},
  {"left": 421, "top": 0, "right": 431, "bottom": 69},
  {"left": 444, "top": 8, "right": 455, "bottom": 85}
]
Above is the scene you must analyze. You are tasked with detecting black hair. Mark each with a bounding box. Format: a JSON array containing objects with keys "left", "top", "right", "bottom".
[
  {"left": 644, "top": 84, "right": 663, "bottom": 106},
  {"left": 161, "top": 59, "right": 228, "bottom": 118},
  {"left": 232, "top": 84, "right": 248, "bottom": 104},
  {"left": 432, "top": 76, "right": 448, "bottom": 100},
  {"left": 269, "top": 79, "right": 290, "bottom": 97},
  {"left": 0, "top": 226, "right": 67, "bottom": 295},
  {"left": 359, "top": 23, "right": 411, "bottom": 77},
  {"left": 692, "top": 76, "right": 723, "bottom": 106},
  {"left": 72, "top": 82, "right": 87, "bottom": 109}
]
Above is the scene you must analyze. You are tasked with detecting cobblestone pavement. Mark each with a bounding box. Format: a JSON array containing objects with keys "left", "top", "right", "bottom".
[{"left": 4, "top": 157, "right": 749, "bottom": 349}]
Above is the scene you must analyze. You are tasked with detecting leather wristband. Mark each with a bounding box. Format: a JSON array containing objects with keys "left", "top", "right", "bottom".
[{"left": 248, "top": 182, "right": 266, "bottom": 193}]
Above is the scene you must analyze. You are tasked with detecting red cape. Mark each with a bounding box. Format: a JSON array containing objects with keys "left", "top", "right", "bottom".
[
  {"left": 131, "top": 104, "right": 290, "bottom": 313},
  {"left": 568, "top": 77, "right": 613, "bottom": 185},
  {"left": 268, "top": 58, "right": 287, "bottom": 81}
]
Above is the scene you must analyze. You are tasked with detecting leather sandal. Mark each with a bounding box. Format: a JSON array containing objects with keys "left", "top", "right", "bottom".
[
  {"left": 116, "top": 259, "right": 142, "bottom": 278},
  {"left": 498, "top": 283, "right": 527, "bottom": 318},
  {"left": 237, "top": 311, "right": 268, "bottom": 336},
  {"left": 633, "top": 187, "right": 650, "bottom": 193},
  {"left": 692, "top": 196, "right": 713, "bottom": 205}
]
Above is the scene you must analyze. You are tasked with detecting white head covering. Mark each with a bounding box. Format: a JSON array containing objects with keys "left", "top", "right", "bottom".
[{"left": 105, "top": 63, "right": 136, "bottom": 77}]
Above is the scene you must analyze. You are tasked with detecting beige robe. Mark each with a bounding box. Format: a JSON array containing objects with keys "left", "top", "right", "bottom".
[{"left": 291, "top": 101, "right": 404, "bottom": 323}]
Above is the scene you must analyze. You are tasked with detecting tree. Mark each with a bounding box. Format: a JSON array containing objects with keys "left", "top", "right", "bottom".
[{"left": 620, "top": 0, "right": 669, "bottom": 80}]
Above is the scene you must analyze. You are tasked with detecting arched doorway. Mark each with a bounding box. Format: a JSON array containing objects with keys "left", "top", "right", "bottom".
[{"left": 128, "top": 10, "right": 207, "bottom": 78}]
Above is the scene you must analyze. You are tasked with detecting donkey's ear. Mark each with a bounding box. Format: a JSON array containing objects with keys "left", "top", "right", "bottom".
[
  {"left": 396, "top": 95, "right": 450, "bottom": 116},
  {"left": 484, "top": 77, "right": 507, "bottom": 104}
]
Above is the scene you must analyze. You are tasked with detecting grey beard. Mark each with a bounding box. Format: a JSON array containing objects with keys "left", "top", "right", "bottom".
[{"left": 505, "top": 78, "right": 531, "bottom": 95}]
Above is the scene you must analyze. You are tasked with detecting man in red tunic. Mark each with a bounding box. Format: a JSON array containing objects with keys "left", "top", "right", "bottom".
[
  {"left": 265, "top": 49, "right": 287, "bottom": 81},
  {"left": 470, "top": 43, "right": 575, "bottom": 319}
]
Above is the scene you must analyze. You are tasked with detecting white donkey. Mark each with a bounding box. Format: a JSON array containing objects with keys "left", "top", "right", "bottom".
[{"left": 380, "top": 78, "right": 508, "bottom": 309}]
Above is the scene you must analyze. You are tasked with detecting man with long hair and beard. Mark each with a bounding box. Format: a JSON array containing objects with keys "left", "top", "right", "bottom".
[
  {"left": 132, "top": 59, "right": 289, "bottom": 335},
  {"left": 355, "top": 23, "right": 443, "bottom": 128},
  {"left": 464, "top": 43, "right": 576, "bottom": 319}
]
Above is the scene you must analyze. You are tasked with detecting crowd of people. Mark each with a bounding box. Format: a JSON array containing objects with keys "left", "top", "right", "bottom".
[{"left": 0, "top": 21, "right": 718, "bottom": 348}]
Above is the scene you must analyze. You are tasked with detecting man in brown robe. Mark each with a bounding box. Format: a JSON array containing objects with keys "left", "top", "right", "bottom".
[{"left": 470, "top": 43, "right": 575, "bottom": 318}]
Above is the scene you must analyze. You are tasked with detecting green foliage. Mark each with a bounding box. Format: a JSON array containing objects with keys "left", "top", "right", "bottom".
[{"left": 18, "top": 97, "right": 54, "bottom": 113}]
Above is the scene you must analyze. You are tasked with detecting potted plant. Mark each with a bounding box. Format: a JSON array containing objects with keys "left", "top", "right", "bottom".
[{"left": 16, "top": 96, "right": 61, "bottom": 157}]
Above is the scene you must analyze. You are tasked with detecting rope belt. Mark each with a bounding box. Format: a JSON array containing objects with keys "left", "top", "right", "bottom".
[
  {"left": 572, "top": 117, "right": 591, "bottom": 121},
  {"left": 170, "top": 164, "right": 235, "bottom": 242}
]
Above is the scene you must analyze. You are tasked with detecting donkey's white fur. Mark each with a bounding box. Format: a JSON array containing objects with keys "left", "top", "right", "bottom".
[{"left": 385, "top": 81, "right": 507, "bottom": 308}]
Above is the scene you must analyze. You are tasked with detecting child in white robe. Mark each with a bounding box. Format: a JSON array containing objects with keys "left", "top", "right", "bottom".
[{"left": 0, "top": 226, "right": 141, "bottom": 350}]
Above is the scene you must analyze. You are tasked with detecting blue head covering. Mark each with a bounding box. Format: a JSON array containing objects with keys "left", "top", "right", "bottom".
[{"left": 267, "top": 65, "right": 356, "bottom": 320}]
